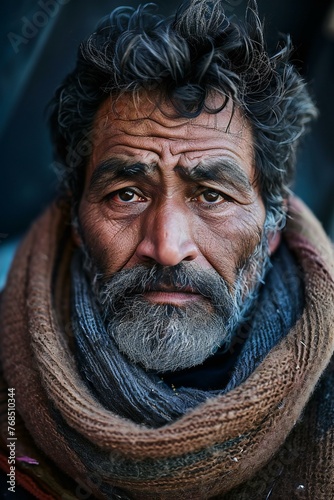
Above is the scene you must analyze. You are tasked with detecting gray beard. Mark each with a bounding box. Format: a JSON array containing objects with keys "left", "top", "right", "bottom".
[{"left": 80, "top": 225, "right": 272, "bottom": 373}]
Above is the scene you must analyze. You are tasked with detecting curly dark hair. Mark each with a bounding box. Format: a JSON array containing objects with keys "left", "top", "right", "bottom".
[{"left": 49, "top": 0, "right": 317, "bottom": 225}]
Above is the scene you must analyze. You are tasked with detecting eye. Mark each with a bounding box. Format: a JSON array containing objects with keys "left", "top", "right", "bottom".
[
  {"left": 107, "top": 188, "right": 146, "bottom": 203},
  {"left": 194, "top": 189, "right": 227, "bottom": 204}
]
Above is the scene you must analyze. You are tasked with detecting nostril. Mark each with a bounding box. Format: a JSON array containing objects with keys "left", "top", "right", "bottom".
[
  {"left": 140, "top": 255, "right": 157, "bottom": 265},
  {"left": 184, "top": 255, "right": 196, "bottom": 261}
]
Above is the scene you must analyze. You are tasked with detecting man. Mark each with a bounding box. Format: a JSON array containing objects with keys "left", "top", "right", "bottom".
[{"left": 0, "top": 0, "right": 333, "bottom": 498}]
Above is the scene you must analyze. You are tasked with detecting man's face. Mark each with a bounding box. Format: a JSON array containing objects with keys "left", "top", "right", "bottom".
[{"left": 76, "top": 92, "right": 271, "bottom": 372}]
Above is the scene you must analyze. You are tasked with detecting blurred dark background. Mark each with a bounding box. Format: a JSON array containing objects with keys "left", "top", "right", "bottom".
[{"left": 1, "top": 0, "right": 334, "bottom": 286}]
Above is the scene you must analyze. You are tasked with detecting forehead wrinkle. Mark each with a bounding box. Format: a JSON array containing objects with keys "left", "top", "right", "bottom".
[
  {"left": 107, "top": 114, "right": 192, "bottom": 137},
  {"left": 110, "top": 112, "right": 242, "bottom": 138},
  {"left": 128, "top": 115, "right": 191, "bottom": 129}
]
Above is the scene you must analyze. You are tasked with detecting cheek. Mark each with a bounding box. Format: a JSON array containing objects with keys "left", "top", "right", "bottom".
[
  {"left": 195, "top": 203, "right": 265, "bottom": 283},
  {"left": 78, "top": 202, "right": 140, "bottom": 274}
]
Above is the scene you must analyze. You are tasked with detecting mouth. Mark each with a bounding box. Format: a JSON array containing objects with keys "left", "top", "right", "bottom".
[{"left": 142, "top": 286, "right": 203, "bottom": 305}]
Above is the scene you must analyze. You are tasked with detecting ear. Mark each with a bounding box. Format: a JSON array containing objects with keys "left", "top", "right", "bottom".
[
  {"left": 267, "top": 230, "right": 281, "bottom": 255},
  {"left": 267, "top": 198, "right": 287, "bottom": 255}
]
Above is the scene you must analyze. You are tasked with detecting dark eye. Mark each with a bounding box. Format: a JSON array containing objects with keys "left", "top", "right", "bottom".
[
  {"left": 197, "top": 190, "right": 225, "bottom": 204},
  {"left": 109, "top": 188, "right": 146, "bottom": 203}
]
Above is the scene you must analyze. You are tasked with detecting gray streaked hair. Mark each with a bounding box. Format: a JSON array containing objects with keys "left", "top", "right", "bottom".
[{"left": 49, "top": 0, "right": 317, "bottom": 227}]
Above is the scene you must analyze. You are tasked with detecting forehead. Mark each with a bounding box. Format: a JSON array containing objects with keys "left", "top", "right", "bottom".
[{"left": 88, "top": 91, "right": 255, "bottom": 180}]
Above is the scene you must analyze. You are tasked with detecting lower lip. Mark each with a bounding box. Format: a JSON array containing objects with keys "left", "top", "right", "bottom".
[{"left": 143, "top": 291, "right": 201, "bottom": 305}]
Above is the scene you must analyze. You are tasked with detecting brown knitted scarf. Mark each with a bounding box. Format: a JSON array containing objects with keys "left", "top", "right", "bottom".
[{"left": 0, "top": 197, "right": 334, "bottom": 500}]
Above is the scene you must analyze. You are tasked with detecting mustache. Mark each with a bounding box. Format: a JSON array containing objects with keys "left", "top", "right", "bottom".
[{"left": 97, "top": 263, "right": 235, "bottom": 316}]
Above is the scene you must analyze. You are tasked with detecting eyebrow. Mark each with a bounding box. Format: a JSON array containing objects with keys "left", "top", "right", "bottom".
[
  {"left": 175, "top": 159, "right": 253, "bottom": 197},
  {"left": 88, "top": 158, "right": 155, "bottom": 196}
]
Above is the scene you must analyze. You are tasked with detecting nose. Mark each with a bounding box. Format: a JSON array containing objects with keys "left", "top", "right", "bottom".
[{"left": 135, "top": 204, "right": 199, "bottom": 266}]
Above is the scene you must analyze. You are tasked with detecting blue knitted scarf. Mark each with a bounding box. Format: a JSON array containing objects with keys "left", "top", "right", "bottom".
[{"left": 71, "top": 242, "right": 304, "bottom": 428}]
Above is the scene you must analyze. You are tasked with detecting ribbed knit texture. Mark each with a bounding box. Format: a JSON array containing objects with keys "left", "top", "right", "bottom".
[{"left": 0, "top": 196, "right": 333, "bottom": 499}]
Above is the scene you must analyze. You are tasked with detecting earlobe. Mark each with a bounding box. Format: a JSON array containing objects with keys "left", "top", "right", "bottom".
[{"left": 268, "top": 230, "right": 281, "bottom": 255}]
